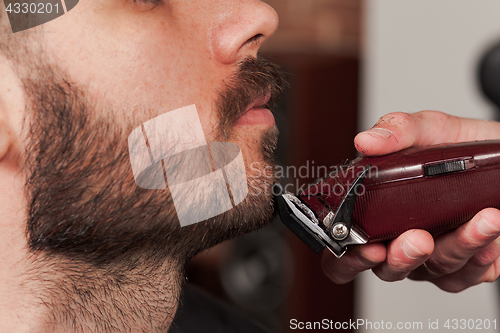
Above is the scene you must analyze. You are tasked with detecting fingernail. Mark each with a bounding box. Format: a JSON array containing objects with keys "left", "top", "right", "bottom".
[
  {"left": 477, "top": 217, "right": 500, "bottom": 236},
  {"left": 402, "top": 239, "right": 426, "bottom": 260},
  {"left": 363, "top": 127, "right": 393, "bottom": 139}
]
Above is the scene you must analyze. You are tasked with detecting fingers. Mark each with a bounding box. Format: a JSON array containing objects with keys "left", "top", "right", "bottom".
[
  {"left": 354, "top": 111, "right": 457, "bottom": 156},
  {"left": 354, "top": 110, "right": 500, "bottom": 156},
  {"left": 429, "top": 241, "right": 500, "bottom": 293},
  {"left": 372, "top": 230, "right": 434, "bottom": 282},
  {"left": 322, "top": 230, "right": 433, "bottom": 284},
  {"left": 344, "top": 110, "right": 500, "bottom": 290},
  {"left": 321, "top": 243, "right": 386, "bottom": 284},
  {"left": 322, "top": 208, "right": 500, "bottom": 289},
  {"left": 421, "top": 208, "right": 500, "bottom": 276},
  {"left": 408, "top": 208, "right": 500, "bottom": 291}
]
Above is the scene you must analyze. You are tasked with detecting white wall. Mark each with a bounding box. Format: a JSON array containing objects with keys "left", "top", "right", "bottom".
[
  {"left": 361, "top": 0, "right": 500, "bottom": 130},
  {"left": 359, "top": 1, "right": 500, "bottom": 331}
]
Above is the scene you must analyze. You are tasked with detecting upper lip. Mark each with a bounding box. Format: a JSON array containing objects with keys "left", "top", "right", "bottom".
[{"left": 245, "top": 92, "right": 271, "bottom": 113}]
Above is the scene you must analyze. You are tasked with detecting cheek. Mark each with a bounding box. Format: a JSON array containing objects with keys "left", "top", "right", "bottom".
[
  {"left": 41, "top": 9, "right": 219, "bottom": 114},
  {"left": 88, "top": 40, "right": 225, "bottom": 125},
  {"left": 40, "top": 5, "right": 235, "bottom": 144}
]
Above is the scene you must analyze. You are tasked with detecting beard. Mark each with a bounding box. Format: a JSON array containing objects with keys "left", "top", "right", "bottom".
[{"left": 22, "top": 56, "right": 286, "bottom": 269}]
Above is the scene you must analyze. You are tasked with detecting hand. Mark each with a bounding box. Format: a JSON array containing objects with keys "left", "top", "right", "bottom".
[{"left": 322, "top": 110, "right": 500, "bottom": 292}]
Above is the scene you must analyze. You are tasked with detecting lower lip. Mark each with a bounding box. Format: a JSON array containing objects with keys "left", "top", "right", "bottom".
[{"left": 235, "top": 108, "right": 275, "bottom": 127}]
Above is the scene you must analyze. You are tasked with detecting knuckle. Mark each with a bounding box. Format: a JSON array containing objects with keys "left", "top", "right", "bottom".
[
  {"left": 375, "top": 112, "right": 412, "bottom": 128},
  {"left": 426, "top": 258, "right": 459, "bottom": 275},
  {"left": 455, "top": 228, "right": 484, "bottom": 254},
  {"left": 470, "top": 251, "right": 497, "bottom": 268},
  {"left": 416, "top": 110, "right": 451, "bottom": 123}
]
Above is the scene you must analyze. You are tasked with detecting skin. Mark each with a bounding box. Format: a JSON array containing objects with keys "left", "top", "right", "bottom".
[
  {"left": 1, "top": 1, "right": 500, "bottom": 332},
  {"left": 322, "top": 111, "right": 500, "bottom": 293},
  {"left": 0, "top": 1, "right": 281, "bottom": 332},
  {"left": 39, "top": 0, "right": 279, "bottom": 160}
]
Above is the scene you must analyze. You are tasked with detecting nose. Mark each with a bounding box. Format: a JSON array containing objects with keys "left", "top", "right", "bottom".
[{"left": 210, "top": 0, "right": 279, "bottom": 65}]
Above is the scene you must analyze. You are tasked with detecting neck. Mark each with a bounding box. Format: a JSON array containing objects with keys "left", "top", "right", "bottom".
[
  {"left": 0, "top": 157, "right": 185, "bottom": 333},
  {"left": 26, "top": 255, "right": 185, "bottom": 333},
  {"left": 0, "top": 247, "right": 184, "bottom": 333}
]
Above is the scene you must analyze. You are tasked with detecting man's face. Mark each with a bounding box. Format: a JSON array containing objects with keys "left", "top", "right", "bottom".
[
  {"left": 41, "top": 0, "right": 279, "bottom": 141},
  {"left": 8, "top": 0, "right": 286, "bottom": 265}
]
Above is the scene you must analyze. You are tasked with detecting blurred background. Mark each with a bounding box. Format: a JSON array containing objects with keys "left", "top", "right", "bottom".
[{"left": 186, "top": 0, "right": 500, "bottom": 332}]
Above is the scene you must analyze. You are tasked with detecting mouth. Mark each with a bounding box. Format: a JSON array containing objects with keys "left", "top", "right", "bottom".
[
  {"left": 235, "top": 93, "right": 275, "bottom": 127},
  {"left": 245, "top": 92, "right": 271, "bottom": 112}
]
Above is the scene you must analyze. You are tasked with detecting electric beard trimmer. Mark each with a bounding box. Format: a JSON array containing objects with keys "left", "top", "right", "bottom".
[{"left": 276, "top": 140, "right": 500, "bottom": 257}]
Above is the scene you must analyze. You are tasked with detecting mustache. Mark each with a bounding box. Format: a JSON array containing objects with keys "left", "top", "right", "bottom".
[{"left": 216, "top": 56, "right": 288, "bottom": 138}]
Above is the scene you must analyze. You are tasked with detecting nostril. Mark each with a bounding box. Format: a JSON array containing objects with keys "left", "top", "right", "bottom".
[
  {"left": 210, "top": 1, "right": 278, "bottom": 65},
  {"left": 245, "top": 34, "right": 264, "bottom": 47}
]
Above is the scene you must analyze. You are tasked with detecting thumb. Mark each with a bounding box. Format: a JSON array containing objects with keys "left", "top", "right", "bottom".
[{"left": 354, "top": 111, "right": 460, "bottom": 156}]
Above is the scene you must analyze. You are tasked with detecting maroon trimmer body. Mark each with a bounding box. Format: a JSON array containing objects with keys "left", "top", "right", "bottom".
[{"left": 276, "top": 140, "right": 500, "bottom": 256}]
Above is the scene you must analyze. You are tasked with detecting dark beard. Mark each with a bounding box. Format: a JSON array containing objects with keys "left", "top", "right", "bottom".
[
  {"left": 22, "top": 57, "right": 286, "bottom": 268},
  {"left": 215, "top": 57, "right": 287, "bottom": 140}
]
